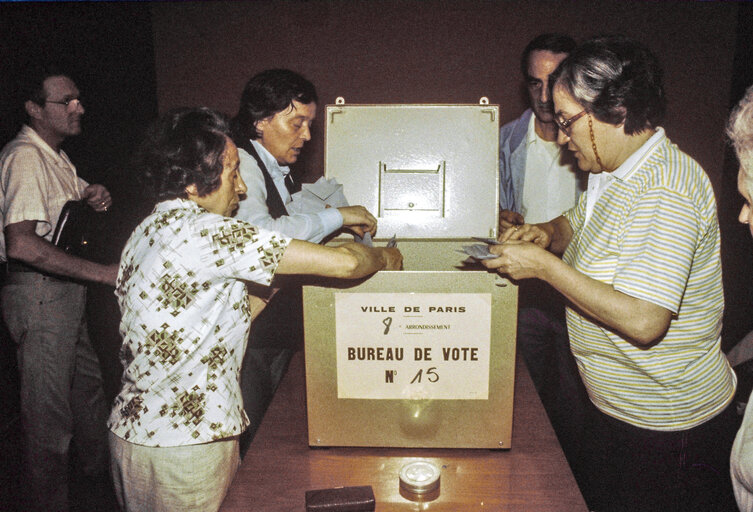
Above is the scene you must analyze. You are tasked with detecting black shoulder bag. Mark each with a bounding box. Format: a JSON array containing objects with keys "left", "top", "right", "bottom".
[{"left": 51, "top": 199, "right": 93, "bottom": 258}]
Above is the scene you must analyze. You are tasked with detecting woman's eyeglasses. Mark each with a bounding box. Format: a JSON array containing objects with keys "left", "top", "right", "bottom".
[{"left": 554, "top": 110, "right": 586, "bottom": 135}]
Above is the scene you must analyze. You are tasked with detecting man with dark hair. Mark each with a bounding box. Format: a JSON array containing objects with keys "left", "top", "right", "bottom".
[
  {"left": 109, "top": 108, "right": 401, "bottom": 510},
  {"left": 0, "top": 64, "right": 118, "bottom": 511},
  {"left": 231, "top": 68, "right": 376, "bottom": 241},
  {"left": 231, "top": 69, "right": 380, "bottom": 448},
  {"left": 499, "top": 33, "right": 584, "bottom": 393},
  {"left": 499, "top": 33, "right": 582, "bottom": 227}
]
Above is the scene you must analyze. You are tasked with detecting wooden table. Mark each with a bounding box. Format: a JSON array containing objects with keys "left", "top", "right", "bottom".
[{"left": 221, "top": 351, "right": 587, "bottom": 511}]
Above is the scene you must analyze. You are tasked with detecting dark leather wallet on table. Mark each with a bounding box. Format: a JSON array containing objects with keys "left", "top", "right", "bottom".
[
  {"left": 52, "top": 199, "right": 93, "bottom": 258},
  {"left": 304, "top": 485, "right": 376, "bottom": 511}
]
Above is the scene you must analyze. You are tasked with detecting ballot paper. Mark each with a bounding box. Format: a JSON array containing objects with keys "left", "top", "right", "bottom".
[
  {"left": 472, "top": 236, "right": 501, "bottom": 245},
  {"left": 459, "top": 236, "right": 502, "bottom": 260},
  {"left": 355, "top": 233, "right": 397, "bottom": 248},
  {"left": 286, "top": 176, "right": 349, "bottom": 214},
  {"left": 355, "top": 232, "right": 373, "bottom": 247},
  {"left": 459, "top": 244, "right": 498, "bottom": 260}
]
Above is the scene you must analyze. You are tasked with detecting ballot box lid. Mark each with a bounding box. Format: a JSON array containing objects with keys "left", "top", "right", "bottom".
[{"left": 324, "top": 99, "right": 499, "bottom": 240}]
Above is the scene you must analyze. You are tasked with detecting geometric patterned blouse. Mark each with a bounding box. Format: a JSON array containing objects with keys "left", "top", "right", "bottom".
[{"left": 108, "top": 198, "right": 291, "bottom": 446}]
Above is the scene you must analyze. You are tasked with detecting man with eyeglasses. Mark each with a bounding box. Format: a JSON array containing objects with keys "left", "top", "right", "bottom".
[
  {"left": 497, "top": 33, "right": 592, "bottom": 492},
  {"left": 0, "top": 63, "right": 118, "bottom": 512}
]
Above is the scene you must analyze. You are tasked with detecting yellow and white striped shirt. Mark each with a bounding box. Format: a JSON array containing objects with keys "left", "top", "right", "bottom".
[{"left": 563, "top": 129, "right": 736, "bottom": 431}]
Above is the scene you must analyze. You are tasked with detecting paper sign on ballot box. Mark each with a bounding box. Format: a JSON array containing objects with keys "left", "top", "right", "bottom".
[{"left": 335, "top": 292, "right": 491, "bottom": 400}]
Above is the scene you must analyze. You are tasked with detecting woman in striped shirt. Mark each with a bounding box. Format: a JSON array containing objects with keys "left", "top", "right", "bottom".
[{"left": 484, "top": 35, "right": 738, "bottom": 511}]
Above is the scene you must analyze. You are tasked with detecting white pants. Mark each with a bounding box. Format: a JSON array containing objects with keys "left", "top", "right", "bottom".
[{"left": 109, "top": 431, "right": 240, "bottom": 512}]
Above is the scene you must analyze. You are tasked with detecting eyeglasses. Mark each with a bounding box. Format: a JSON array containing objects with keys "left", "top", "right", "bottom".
[
  {"left": 45, "top": 98, "right": 83, "bottom": 109},
  {"left": 554, "top": 110, "right": 586, "bottom": 135}
]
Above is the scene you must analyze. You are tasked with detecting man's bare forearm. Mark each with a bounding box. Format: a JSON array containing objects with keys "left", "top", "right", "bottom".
[{"left": 5, "top": 222, "right": 118, "bottom": 285}]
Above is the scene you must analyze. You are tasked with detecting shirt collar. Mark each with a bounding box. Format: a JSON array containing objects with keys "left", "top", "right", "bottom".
[
  {"left": 525, "top": 114, "right": 560, "bottom": 149},
  {"left": 611, "top": 127, "right": 666, "bottom": 182},
  {"left": 19, "top": 125, "right": 73, "bottom": 168},
  {"left": 525, "top": 114, "right": 538, "bottom": 147},
  {"left": 154, "top": 197, "right": 203, "bottom": 214},
  {"left": 250, "top": 139, "right": 290, "bottom": 178}
]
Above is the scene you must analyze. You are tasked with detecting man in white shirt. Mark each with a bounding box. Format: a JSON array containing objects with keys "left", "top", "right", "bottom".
[
  {"left": 230, "top": 70, "right": 380, "bottom": 451},
  {"left": 499, "top": 33, "right": 583, "bottom": 227},
  {"left": 0, "top": 64, "right": 118, "bottom": 512}
]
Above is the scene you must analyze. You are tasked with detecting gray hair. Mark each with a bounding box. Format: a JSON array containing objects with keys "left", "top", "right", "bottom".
[
  {"left": 550, "top": 35, "right": 665, "bottom": 135},
  {"left": 728, "top": 85, "right": 753, "bottom": 197}
]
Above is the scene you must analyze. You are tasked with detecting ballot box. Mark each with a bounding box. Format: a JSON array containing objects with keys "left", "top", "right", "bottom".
[{"left": 302, "top": 99, "right": 518, "bottom": 449}]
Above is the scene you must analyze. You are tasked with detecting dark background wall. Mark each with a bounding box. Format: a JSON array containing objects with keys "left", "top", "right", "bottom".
[
  {"left": 0, "top": 2, "right": 752, "bottom": 504},
  {"left": 0, "top": 4, "right": 157, "bottom": 506},
  {"left": 149, "top": 1, "right": 753, "bottom": 348},
  {"left": 151, "top": 0, "right": 736, "bottom": 192}
]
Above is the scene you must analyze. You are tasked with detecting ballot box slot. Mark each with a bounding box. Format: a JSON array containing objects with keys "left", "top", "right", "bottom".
[{"left": 379, "top": 161, "right": 446, "bottom": 217}]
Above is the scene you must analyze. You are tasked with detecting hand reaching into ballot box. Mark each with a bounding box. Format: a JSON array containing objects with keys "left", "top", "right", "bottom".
[
  {"left": 379, "top": 245, "right": 403, "bottom": 271},
  {"left": 278, "top": 239, "right": 403, "bottom": 276},
  {"left": 339, "top": 241, "right": 401, "bottom": 272}
]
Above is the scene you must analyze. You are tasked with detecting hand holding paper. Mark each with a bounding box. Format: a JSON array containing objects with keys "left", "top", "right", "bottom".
[{"left": 338, "top": 205, "right": 377, "bottom": 237}]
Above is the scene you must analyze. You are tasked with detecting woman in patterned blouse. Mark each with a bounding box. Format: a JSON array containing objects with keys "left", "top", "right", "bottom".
[{"left": 108, "top": 108, "right": 402, "bottom": 512}]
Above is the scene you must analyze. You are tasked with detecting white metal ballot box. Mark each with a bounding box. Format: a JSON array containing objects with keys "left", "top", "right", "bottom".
[{"left": 302, "top": 99, "right": 518, "bottom": 449}]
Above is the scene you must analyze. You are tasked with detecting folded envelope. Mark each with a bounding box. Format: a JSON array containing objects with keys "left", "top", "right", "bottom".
[{"left": 287, "top": 177, "right": 350, "bottom": 215}]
